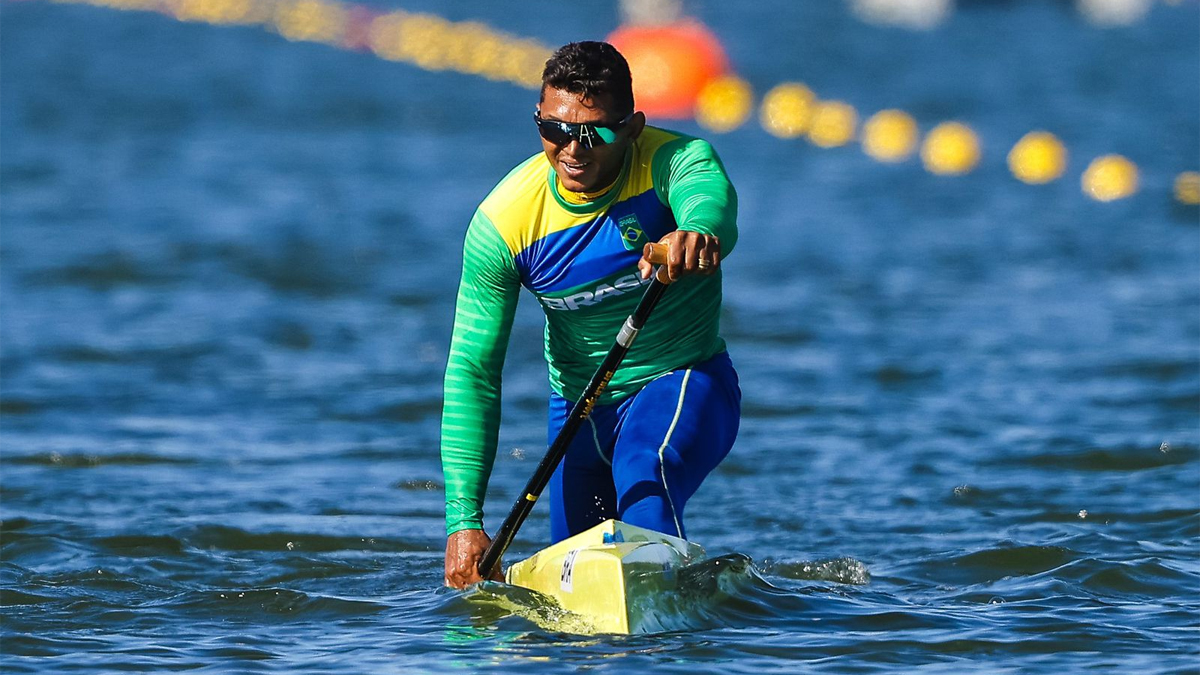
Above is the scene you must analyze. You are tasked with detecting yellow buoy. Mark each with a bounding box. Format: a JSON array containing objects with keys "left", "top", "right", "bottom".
[
  {"left": 695, "top": 75, "right": 753, "bottom": 133},
  {"left": 862, "top": 109, "right": 918, "bottom": 162},
  {"left": 807, "top": 101, "right": 857, "bottom": 148},
  {"left": 759, "top": 83, "right": 816, "bottom": 139},
  {"left": 272, "top": 0, "right": 348, "bottom": 45},
  {"left": 1174, "top": 171, "right": 1200, "bottom": 205},
  {"left": 1082, "top": 155, "right": 1139, "bottom": 202},
  {"left": 173, "top": 0, "right": 256, "bottom": 24},
  {"left": 1008, "top": 131, "right": 1067, "bottom": 184},
  {"left": 921, "top": 121, "right": 981, "bottom": 175}
]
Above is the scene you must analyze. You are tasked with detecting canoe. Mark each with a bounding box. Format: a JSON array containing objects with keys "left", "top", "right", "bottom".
[{"left": 505, "top": 519, "right": 707, "bottom": 633}]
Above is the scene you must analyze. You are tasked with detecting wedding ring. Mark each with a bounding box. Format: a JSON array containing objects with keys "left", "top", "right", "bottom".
[{"left": 698, "top": 259, "right": 712, "bottom": 269}]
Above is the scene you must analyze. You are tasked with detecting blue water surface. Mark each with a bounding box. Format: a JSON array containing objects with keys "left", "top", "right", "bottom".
[{"left": 2, "top": 0, "right": 1198, "bottom": 672}]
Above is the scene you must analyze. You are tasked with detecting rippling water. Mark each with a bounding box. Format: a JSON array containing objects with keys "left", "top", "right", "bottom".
[{"left": 2, "top": 0, "right": 1198, "bottom": 672}]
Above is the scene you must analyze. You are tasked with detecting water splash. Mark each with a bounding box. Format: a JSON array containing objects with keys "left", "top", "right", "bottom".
[
  {"left": 763, "top": 557, "right": 872, "bottom": 585},
  {"left": 458, "top": 582, "right": 601, "bottom": 635},
  {"left": 457, "top": 552, "right": 864, "bottom": 635}
]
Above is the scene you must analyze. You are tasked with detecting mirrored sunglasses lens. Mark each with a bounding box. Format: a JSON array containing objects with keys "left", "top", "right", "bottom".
[
  {"left": 593, "top": 125, "right": 618, "bottom": 144},
  {"left": 537, "top": 121, "right": 574, "bottom": 146},
  {"left": 535, "top": 119, "right": 615, "bottom": 148}
]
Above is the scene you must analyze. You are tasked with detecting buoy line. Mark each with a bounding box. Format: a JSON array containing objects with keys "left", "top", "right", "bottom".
[{"left": 27, "top": 0, "right": 1199, "bottom": 205}]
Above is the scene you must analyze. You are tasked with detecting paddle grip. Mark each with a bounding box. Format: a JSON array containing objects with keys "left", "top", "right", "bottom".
[
  {"left": 644, "top": 242, "right": 672, "bottom": 284},
  {"left": 645, "top": 242, "right": 670, "bottom": 265}
]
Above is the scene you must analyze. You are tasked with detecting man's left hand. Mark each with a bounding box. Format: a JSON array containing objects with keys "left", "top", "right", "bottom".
[{"left": 638, "top": 231, "right": 721, "bottom": 282}]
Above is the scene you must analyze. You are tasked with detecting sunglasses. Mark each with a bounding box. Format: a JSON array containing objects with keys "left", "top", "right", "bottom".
[{"left": 534, "top": 111, "right": 634, "bottom": 149}]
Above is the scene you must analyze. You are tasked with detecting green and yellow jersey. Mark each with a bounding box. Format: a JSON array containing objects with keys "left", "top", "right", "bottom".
[{"left": 442, "top": 126, "right": 738, "bottom": 535}]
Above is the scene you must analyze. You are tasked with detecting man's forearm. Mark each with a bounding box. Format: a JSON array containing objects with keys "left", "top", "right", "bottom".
[
  {"left": 440, "top": 212, "right": 519, "bottom": 535},
  {"left": 441, "top": 358, "right": 503, "bottom": 534}
]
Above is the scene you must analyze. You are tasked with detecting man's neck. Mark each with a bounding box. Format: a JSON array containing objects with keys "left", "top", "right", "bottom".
[
  {"left": 555, "top": 149, "right": 630, "bottom": 205},
  {"left": 556, "top": 177, "right": 617, "bottom": 205}
]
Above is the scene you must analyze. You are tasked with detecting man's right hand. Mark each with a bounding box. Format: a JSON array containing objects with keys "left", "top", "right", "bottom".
[{"left": 444, "top": 528, "right": 502, "bottom": 588}]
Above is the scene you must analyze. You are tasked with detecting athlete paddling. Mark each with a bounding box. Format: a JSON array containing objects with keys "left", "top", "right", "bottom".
[{"left": 442, "top": 41, "right": 741, "bottom": 588}]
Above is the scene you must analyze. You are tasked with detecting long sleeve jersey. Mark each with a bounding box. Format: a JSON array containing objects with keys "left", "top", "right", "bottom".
[{"left": 441, "top": 126, "right": 738, "bottom": 535}]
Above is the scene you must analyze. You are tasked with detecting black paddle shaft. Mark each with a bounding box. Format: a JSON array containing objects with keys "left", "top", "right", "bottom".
[{"left": 477, "top": 271, "right": 671, "bottom": 580}]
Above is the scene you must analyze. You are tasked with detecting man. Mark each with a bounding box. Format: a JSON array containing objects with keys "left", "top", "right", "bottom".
[{"left": 442, "top": 41, "right": 740, "bottom": 588}]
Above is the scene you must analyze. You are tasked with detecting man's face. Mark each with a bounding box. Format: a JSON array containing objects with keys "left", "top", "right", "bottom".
[{"left": 537, "top": 86, "right": 643, "bottom": 193}]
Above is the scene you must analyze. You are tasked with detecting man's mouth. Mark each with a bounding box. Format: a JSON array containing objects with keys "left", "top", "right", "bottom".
[{"left": 561, "top": 159, "right": 590, "bottom": 178}]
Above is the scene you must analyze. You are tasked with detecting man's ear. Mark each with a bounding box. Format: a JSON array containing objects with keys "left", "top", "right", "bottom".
[{"left": 628, "top": 111, "right": 647, "bottom": 141}]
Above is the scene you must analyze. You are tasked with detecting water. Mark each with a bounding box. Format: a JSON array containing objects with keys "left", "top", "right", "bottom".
[{"left": 2, "top": 0, "right": 1198, "bottom": 671}]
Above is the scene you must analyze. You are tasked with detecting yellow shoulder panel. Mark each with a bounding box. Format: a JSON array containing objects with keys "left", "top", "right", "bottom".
[
  {"left": 621, "top": 126, "right": 681, "bottom": 202},
  {"left": 480, "top": 127, "right": 684, "bottom": 257},
  {"left": 479, "top": 153, "right": 596, "bottom": 256}
]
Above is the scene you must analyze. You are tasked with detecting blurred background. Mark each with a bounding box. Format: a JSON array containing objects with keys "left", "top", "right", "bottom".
[{"left": 2, "top": 0, "right": 1198, "bottom": 671}]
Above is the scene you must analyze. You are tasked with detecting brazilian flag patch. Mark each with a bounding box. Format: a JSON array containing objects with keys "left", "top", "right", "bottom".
[{"left": 617, "top": 214, "right": 645, "bottom": 251}]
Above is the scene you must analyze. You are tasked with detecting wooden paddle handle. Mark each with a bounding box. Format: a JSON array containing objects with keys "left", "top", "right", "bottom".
[
  {"left": 644, "top": 242, "right": 673, "bottom": 283},
  {"left": 645, "top": 242, "right": 670, "bottom": 265}
]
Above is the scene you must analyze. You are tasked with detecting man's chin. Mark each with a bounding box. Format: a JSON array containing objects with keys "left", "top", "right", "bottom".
[
  {"left": 549, "top": 166, "right": 592, "bottom": 193},
  {"left": 556, "top": 172, "right": 593, "bottom": 194}
]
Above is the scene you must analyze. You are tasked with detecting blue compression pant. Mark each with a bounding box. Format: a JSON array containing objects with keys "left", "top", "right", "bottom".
[{"left": 546, "top": 350, "right": 741, "bottom": 543}]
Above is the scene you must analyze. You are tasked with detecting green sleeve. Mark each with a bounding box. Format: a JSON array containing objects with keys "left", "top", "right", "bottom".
[
  {"left": 441, "top": 210, "right": 520, "bottom": 535},
  {"left": 652, "top": 137, "right": 739, "bottom": 257}
]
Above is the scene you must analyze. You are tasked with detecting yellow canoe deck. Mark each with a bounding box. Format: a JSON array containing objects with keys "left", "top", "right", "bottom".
[{"left": 505, "top": 519, "right": 707, "bottom": 634}]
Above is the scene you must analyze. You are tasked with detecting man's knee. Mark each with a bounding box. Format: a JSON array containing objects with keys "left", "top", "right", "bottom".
[{"left": 615, "top": 478, "right": 662, "bottom": 515}]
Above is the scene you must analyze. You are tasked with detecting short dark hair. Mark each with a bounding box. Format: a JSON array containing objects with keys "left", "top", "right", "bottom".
[{"left": 541, "top": 41, "right": 634, "bottom": 116}]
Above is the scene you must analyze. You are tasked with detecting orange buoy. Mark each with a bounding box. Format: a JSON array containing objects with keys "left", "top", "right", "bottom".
[{"left": 607, "top": 20, "right": 729, "bottom": 119}]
